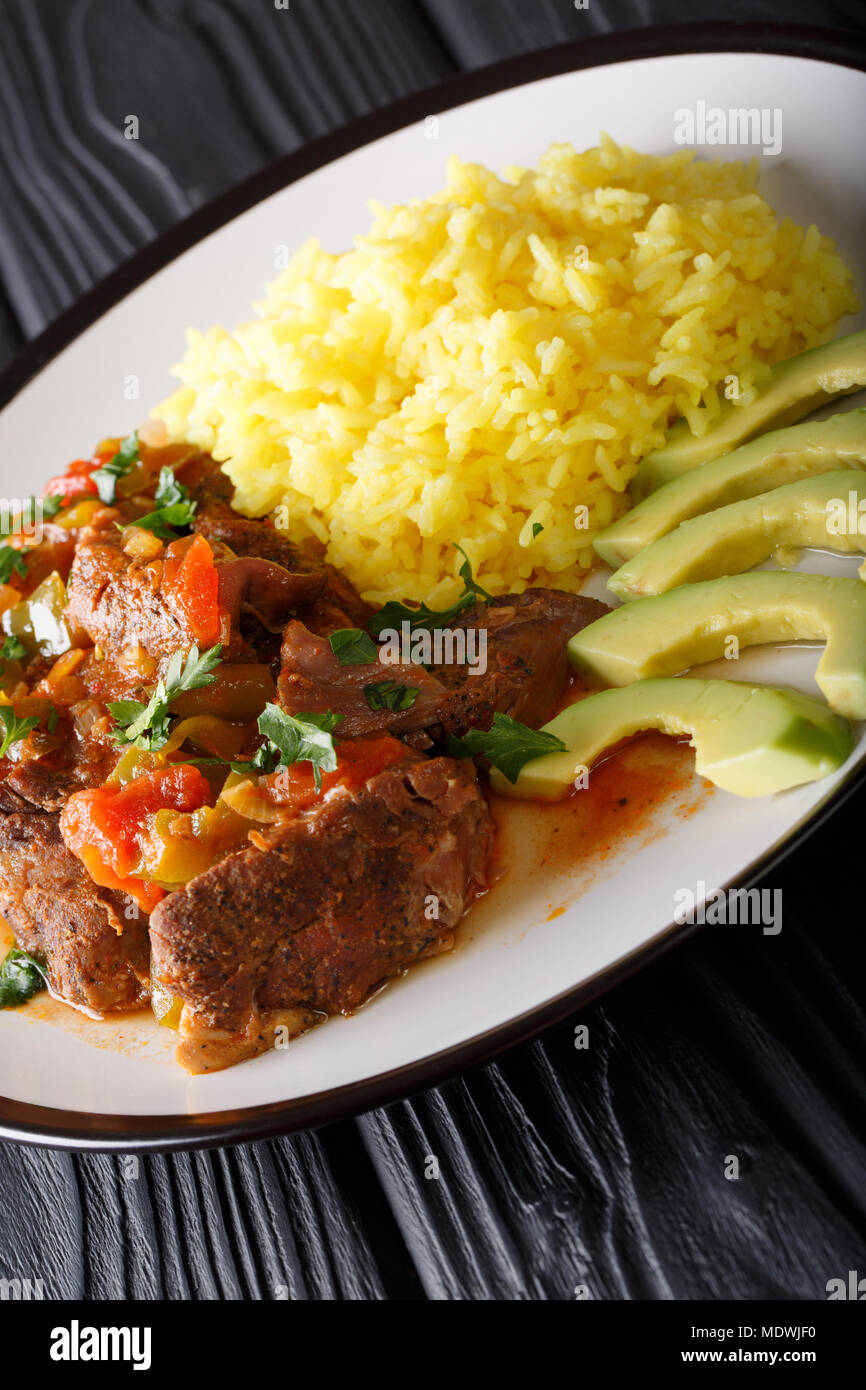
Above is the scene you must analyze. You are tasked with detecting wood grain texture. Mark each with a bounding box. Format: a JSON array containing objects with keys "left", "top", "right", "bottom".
[{"left": 0, "top": 0, "right": 865, "bottom": 1302}]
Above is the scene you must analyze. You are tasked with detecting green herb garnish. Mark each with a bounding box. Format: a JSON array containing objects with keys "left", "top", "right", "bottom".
[
  {"left": 0, "top": 706, "right": 40, "bottom": 759},
  {"left": 0, "top": 635, "right": 27, "bottom": 680},
  {"left": 447, "top": 712, "right": 568, "bottom": 784},
  {"left": 127, "top": 466, "right": 197, "bottom": 539},
  {"left": 328, "top": 628, "right": 378, "bottom": 665},
  {"left": 369, "top": 593, "right": 474, "bottom": 637},
  {"left": 108, "top": 643, "right": 222, "bottom": 750},
  {"left": 0, "top": 635, "right": 27, "bottom": 662},
  {"left": 363, "top": 681, "right": 419, "bottom": 713},
  {"left": 238, "top": 706, "right": 343, "bottom": 790},
  {"left": 531, "top": 522, "right": 544, "bottom": 538},
  {"left": 452, "top": 542, "right": 493, "bottom": 602},
  {"left": 0, "top": 947, "right": 48, "bottom": 1008},
  {"left": 129, "top": 502, "right": 197, "bottom": 540},
  {"left": 191, "top": 708, "right": 345, "bottom": 791},
  {"left": 153, "top": 465, "right": 189, "bottom": 509},
  {"left": 368, "top": 540, "right": 492, "bottom": 636},
  {"left": 92, "top": 431, "right": 140, "bottom": 504},
  {"left": 0, "top": 546, "right": 28, "bottom": 586}
]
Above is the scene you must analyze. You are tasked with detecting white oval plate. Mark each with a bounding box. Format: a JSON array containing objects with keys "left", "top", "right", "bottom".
[{"left": 2, "top": 26, "right": 865, "bottom": 1147}]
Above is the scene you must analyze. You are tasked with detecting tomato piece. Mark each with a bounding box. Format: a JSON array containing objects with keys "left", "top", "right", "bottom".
[
  {"left": 334, "top": 735, "right": 407, "bottom": 789},
  {"left": 162, "top": 534, "right": 222, "bottom": 647},
  {"left": 42, "top": 457, "right": 100, "bottom": 502},
  {"left": 74, "top": 848, "right": 165, "bottom": 915},
  {"left": 60, "top": 764, "right": 212, "bottom": 908},
  {"left": 267, "top": 734, "right": 406, "bottom": 814}
]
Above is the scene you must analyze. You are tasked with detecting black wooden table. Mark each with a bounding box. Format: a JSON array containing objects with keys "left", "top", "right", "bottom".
[{"left": 0, "top": 0, "right": 864, "bottom": 1301}]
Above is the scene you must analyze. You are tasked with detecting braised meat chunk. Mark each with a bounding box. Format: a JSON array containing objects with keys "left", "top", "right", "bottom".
[
  {"left": 278, "top": 588, "right": 608, "bottom": 739},
  {"left": 186, "top": 453, "right": 373, "bottom": 632},
  {"left": 0, "top": 743, "right": 118, "bottom": 814},
  {"left": 66, "top": 513, "right": 308, "bottom": 663},
  {"left": 0, "top": 812, "right": 149, "bottom": 1014},
  {"left": 278, "top": 619, "right": 447, "bottom": 737},
  {"left": 149, "top": 752, "right": 492, "bottom": 1071},
  {"left": 66, "top": 518, "right": 221, "bottom": 659}
]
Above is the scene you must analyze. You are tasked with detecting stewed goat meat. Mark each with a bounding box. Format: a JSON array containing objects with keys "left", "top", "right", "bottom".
[
  {"left": 0, "top": 437, "right": 599, "bottom": 1070},
  {"left": 0, "top": 812, "right": 150, "bottom": 1014},
  {"left": 149, "top": 750, "right": 492, "bottom": 1071},
  {"left": 278, "top": 589, "right": 608, "bottom": 740}
]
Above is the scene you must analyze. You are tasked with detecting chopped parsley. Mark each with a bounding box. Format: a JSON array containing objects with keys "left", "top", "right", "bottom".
[
  {"left": 234, "top": 706, "right": 343, "bottom": 790},
  {"left": 0, "top": 635, "right": 27, "bottom": 680},
  {"left": 91, "top": 431, "right": 140, "bottom": 504},
  {"left": 328, "top": 628, "right": 378, "bottom": 665},
  {"left": 41, "top": 494, "right": 65, "bottom": 519},
  {"left": 368, "top": 540, "right": 492, "bottom": 636},
  {"left": 108, "top": 643, "right": 222, "bottom": 750},
  {"left": 363, "top": 680, "right": 418, "bottom": 713},
  {"left": 531, "top": 522, "right": 544, "bottom": 538},
  {"left": 369, "top": 593, "right": 474, "bottom": 637},
  {"left": 452, "top": 542, "right": 493, "bottom": 602},
  {"left": 0, "top": 947, "right": 48, "bottom": 1008},
  {"left": 0, "top": 706, "right": 41, "bottom": 759},
  {"left": 154, "top": 465, "right": 190, "bottom": 510},
  {"left": 447, "top": 711, "right": 568, "bottom": 784},
  {"left": 126, "top": 466, "right": 197, "bottom": 540},
  {"left": 0, "top": 546, "right": 28, "bottom": 586},
  {"left": 0, "top": 635, "right": 27, "bottom": 662}
]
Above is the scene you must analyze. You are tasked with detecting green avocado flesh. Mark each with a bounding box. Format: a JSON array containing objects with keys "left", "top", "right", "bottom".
[
  {"left": 608, "top": 471, "right": 866, "bottom": 600},
  {"left": 595, "top": 410, "right": 866, "bottom": 567},
  {"left": 488, "top": 679, "right": 853, "bottom": 800},
  {"left": 569, "top": 572, "right": 866, "bottom": 720},
  {"left": 630, "top": 328, "right": 866, "bottom": 502}
]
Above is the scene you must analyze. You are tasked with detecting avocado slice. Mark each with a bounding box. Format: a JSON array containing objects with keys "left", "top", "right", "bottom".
[
  {"left": 595, "top": 410, "right": 866, "bottom": 567},
  {"left": 608, "top": 471, "right": 866, "bottom": 600},
  {"left": 630, "top": 328, "right": 866, "bottom": 502},
  {"left": 569, "top": 572, "right": 866, "bottom": 719},
  {"left": 489, "top": 678, "right": 853, "bottom": 800}
]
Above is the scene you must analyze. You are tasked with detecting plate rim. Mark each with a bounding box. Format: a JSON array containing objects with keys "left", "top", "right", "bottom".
[{"left": 2, "top": 20, "right": 866, "bottom": 1150}]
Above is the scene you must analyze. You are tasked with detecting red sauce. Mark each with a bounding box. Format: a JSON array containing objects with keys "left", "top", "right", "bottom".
[{"left": 482, "top": 732, "right": 709, "bottom": 919}]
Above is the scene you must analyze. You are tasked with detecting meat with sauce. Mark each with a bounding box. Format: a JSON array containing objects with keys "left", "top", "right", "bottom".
[
  {"left": 278, "top": 589, "right": 608, "bottom": 740},
  {"left": 0, "top": 739, "right": 119, "bottom": 814},
  {"left": 66, "top": 512, "right": 314, "bottom": 663},
  {"left": 149, "top": 751, "right": 492, "bottom": 1071},
  {"left": 0, "top": 812, "right": 149, "bottom": 1014},
  {"left": 185, "top": 452, "right": 373, "bottom": 632},
  {"left": 0, "top": 437, "right": 606, "bottom": 1070}
]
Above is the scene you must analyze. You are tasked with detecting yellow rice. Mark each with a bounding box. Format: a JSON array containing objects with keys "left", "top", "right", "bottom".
[{"left": 154, "top": 137, "right": 858, "bottom": 605}]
